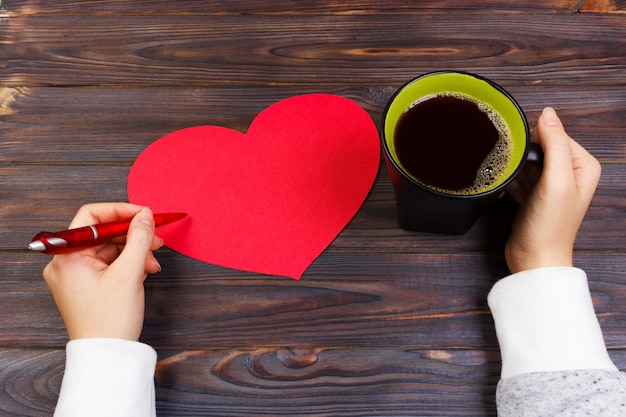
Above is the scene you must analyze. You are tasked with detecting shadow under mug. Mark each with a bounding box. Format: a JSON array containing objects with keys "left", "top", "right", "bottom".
[{"left": 381, "top": 71, "right": 543, "bottom": 234}]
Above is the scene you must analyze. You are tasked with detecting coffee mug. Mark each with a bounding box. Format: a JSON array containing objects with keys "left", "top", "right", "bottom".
[{"left": 381, "top": 71, "right": 542, "bottom": 234}]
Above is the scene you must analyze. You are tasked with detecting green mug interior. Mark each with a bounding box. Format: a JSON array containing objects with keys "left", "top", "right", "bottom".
[{"left": 383, "top": 72, "right": 529, "bottom": 195}]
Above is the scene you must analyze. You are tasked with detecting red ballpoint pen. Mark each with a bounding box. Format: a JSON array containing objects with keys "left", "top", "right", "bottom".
[{"left": 28, "top": 212, "right": 187, "bottom": 255}]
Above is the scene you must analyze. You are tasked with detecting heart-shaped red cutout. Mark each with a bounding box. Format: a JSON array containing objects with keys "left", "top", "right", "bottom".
[{"left": 127, "top": 94, "right": 380, "bottom": 279}]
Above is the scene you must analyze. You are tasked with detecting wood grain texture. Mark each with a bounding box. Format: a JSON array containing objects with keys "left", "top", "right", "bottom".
[
  {"left": 2, "top": 250, "right": 625, "bottom": 350},
  {"left": 0, "top": 14, "right": 624, "bottom": 87},
  {"left": 0, "top": 0, "right": 621, "bottom": 15},
  {"left": 0, "top": 0, "right": 603, "bottom": 16},
  {"left": 1, "top": 86, "right": 625, "bottom": 164},
  {"left": 0, "top": 347, "right": 499, "bottom": 417},
  {"left": 4, "top": 347, "right": 626, "bottom": 417},
  {"left": 0, "top": 1, "right": 624, "bottom": 416}
]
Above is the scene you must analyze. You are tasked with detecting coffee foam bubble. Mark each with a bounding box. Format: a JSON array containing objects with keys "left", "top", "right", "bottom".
[{"left": 411, "top": 92, "right": 513, "bottom": 195}]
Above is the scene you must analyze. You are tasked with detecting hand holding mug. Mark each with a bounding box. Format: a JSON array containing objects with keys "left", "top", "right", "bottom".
[{"left": 505, "top": 108, "right": 601, "bottom": 273}]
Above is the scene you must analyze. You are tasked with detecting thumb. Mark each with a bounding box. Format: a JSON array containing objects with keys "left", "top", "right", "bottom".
[
  {"left": 116, "top": 207, "right": 158, "bottom": 278},
  {"left": 536, "top": 107, "right": 574, "bottom": 184}
]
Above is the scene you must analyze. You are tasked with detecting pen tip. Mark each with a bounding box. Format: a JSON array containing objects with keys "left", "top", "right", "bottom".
[{"left": 28, "top": 240, "right": 46, "bottom": 252}]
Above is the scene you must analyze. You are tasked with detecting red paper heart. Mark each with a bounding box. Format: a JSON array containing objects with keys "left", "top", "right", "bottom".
[{"left": 127, "top": 94, "right": 380, "bottom": 279}]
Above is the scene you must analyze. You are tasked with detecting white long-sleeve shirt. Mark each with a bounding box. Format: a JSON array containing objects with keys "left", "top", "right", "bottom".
[
  {"left": 53, "top": 338, "right": 157, "bottom": 417},
  {"left": 489, "top": 267, "right": 626, "bottom": 416},
  {"left": 53, "top": 267, "right": 626, "bottom": 416}
]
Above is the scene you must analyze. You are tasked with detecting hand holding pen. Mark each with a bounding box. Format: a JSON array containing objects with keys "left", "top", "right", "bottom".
[
  {"left": 40, "top": 203, "right": 174, "bottom": 341},
  {"left": 30, "top": 212, "right": 186, "bottom": 254}
]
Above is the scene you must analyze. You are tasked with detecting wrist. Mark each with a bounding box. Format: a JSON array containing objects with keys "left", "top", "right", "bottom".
[{"left": 505, "top": 243, "right": 573, "bottom": 274}]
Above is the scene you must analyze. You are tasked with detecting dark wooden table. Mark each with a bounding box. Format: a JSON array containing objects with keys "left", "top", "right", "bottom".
[{"left": 1, "top": 1, "right": 625, "bottom": 416}]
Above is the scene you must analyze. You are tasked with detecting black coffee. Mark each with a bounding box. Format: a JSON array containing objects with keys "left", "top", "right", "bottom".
[{"left": 394, "top": 93, "right": 511, "bottom": 194}]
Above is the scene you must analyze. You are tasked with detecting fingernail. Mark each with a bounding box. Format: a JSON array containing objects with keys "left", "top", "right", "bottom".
[
  {"left": 542, "top": 107, "right": 561, "bottom": 126},
  {"left": 137, "top": 207, "right": 154, "bottom": 227}
]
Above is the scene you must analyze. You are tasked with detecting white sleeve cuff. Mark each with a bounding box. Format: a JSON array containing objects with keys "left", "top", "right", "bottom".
[
  {"left": 54, "top": 338, "right": 157, "bottom": 417},
  {"left": 487, "top": 266, "right": 617, "bottom": 379}
]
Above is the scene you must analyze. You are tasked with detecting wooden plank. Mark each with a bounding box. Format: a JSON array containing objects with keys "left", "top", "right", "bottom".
[
  {"left": 0, "top": 14, "right": 624, "bottom": 87},
  {"left": 151, "top": 347, "right": 502, "bottom": 416},
  {"left": 0, "top": 347, "right": 498, "bottom": 417},
  {"left": 0, "top": 0, "right": 584, "bottom": 16},
  {"left": 1, "top": 250, "right": 624, "bottom": 348},
  {"left": 3, "top": 347, "right": 626, "bottom": 417},
  {"left": 1, "top": 85, "right": 625, "bottom": 164}
]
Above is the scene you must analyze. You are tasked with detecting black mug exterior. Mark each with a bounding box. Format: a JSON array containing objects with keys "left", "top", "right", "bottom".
[
  {"left": 385, "top": 142, "right": 544, "bottom": 234},
  {"left": 382, "top": 71, "right": 536, "bottom": 234},
  {"left": 384, "top": 153, "right": 502, "bottom": 234}
]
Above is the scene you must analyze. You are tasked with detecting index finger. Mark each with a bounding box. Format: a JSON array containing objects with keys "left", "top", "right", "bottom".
[{"left": 68, "top": 202, "right": 147, "bottom": 229}]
